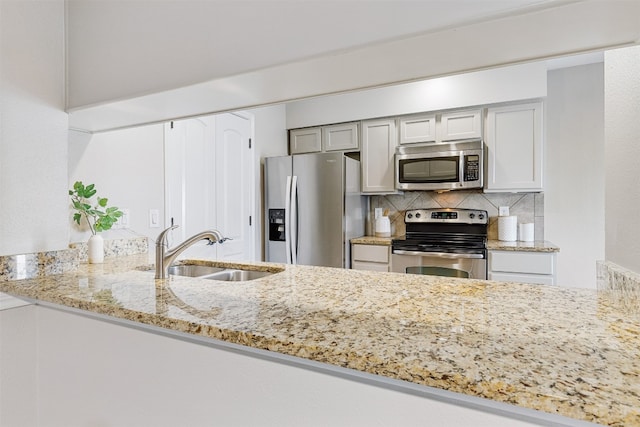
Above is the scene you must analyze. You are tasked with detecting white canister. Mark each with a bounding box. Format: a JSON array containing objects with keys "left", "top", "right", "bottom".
[
  {"left": 498, "top": 216, "right": 517, "bottom": 242},
  {"left": 375, "top": 216, "right": 391, "bottom": 237},
  {"left": 519, "top": 223, "right": 535, "bottom": 242}
]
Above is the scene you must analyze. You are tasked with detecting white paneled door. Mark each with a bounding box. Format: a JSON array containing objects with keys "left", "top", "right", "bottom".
[
  {"left": 215, "top": 113, "right": 253, "bottom": 261},
  {"left": 164, "top": 113, "right": 254, "bottom": 261}
]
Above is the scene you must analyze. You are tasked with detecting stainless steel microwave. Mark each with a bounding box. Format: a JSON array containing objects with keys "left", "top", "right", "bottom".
[{"left": 395, "top": 139, "right": 483, "bottom": 191}]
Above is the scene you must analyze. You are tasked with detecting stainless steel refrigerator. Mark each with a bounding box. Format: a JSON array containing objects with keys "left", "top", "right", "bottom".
[{"left": 265, "top": 152, "right": 365, "bottom": 268}]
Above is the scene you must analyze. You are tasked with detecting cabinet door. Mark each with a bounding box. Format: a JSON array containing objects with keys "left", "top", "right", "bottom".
[
  {"left": 485, "top": 102, "right": 543, "bottom": 192},
  {"left": 440, "top": 110, "right": 482, "bottom": 141},
  {"left": 361, "top": 119, "right": 397, "bottom": 193},
  {"left": 289, "top": 127, "right": 321, "bottom": 154},
  {"left": 399, "top": 113, "right": 436, "bottom": 144},
  {"left": 322, "top": 122, "right": 359, "bottom": 151}
]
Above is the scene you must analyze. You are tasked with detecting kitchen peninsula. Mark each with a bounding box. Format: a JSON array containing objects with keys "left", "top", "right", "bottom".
[{"left": 1, "top": 254, "right": 639, "bottom": 426}]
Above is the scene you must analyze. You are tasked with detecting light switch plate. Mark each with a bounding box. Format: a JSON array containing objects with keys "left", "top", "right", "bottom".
[
  {"left": 114, "top": 208, "right": 129, "bottom": 229},
  {"left": 499, "top": 206, "right": 510, "bottom": 216},
  {"left": 149, "top": 209, "right": 160, "bottom": 228}
]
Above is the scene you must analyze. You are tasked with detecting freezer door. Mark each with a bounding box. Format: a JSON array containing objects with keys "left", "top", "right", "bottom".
[
  {"left": 265, "top": 156, "right": 292, "bottom": 264},
  {"left": 293, "top": 152, "right": 345, "bottom": 268}
]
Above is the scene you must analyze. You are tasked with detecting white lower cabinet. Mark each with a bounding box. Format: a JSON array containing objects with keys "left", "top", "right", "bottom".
[
  {"left": 352, "top": 243, "right": 391, "bottom": 272},
  {"left": 488, "top": 250, "right": 557, "bottom": 285}
]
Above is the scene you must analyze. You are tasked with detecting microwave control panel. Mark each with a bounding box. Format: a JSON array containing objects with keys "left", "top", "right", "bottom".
[{"left": 464, "top": 155, "right": 480, "bottom": 181}]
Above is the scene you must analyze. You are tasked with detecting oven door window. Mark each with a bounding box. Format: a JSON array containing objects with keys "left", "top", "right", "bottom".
[{"left": 399, "top": 157, "right": 459, "bottom": 183}]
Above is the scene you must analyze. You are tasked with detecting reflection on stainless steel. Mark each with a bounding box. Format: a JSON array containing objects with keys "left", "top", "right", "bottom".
[
  {"left": 167, "top": 264, "right": 226, "bottom": 277},
  {"left": 264, "top": 152, "right": 366, "bottom": 268},
  {"left": 204, "top": 269, "right": 273, "bottom": 281},
  {"left": 392, "top": 208, "right": 488, "bottom": 279}
]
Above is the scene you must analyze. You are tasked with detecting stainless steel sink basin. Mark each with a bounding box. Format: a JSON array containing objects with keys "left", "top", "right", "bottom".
[
  {"left": 167, "top": 264, "right": 226, "bottom": 277},
  {"left": 204, "top": 269, "right": 273, "bottom": 281},
  {"left": 167, "top": 263, "right": 277, "bottom": 281}
]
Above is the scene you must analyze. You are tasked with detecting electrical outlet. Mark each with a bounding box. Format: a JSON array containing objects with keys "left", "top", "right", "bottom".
[
  {"left": 149, "top": 209, "right": 160, "bottom": 228},
  {"left": 499, "top": 206, "right": 510, "bottom": 217},
  {"left": 374, "top": 208, "right": 383, "bottom": 219}
]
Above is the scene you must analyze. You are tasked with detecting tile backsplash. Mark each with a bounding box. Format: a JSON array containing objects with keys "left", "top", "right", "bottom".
[{"left": 370, "top": 190, "right": 544, "bottom": 240}]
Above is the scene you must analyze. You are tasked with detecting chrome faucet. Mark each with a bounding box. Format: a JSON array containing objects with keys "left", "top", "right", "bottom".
[{"left": 155, "top": 225, "right": 229, "bottom": 279}]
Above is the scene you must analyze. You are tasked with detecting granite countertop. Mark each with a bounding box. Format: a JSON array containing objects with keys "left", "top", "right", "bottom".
[
  {"left": 351, "top": 236, "right": 395, "bottom": 246},
  {"left": 488, "top": 240, "right": 560, "bottom": 253},
  {"left": 352, "top": 235, "right": 560, "bottom": 253},
  {"left": 1, "top": 254, "right": 638, "bottom": 426}
]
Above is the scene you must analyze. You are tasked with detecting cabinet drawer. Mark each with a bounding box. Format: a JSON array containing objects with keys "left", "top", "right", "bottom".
[
  {"left": 352, "top": 244, "right": 389, "bottom": 263},
  {"left": 489, "top": 272, "right": 555, "bottom": 286},
  {"left": 489, "top": 251, "right": 555, "bottom": 275},
  {"left": 352, "top": 261, "right": 390, "bottom": 272}
]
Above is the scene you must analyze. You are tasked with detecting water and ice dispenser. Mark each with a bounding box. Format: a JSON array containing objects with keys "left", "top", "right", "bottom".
[{"left": 268, "top": 209, "right": 286, "bottom": 241}]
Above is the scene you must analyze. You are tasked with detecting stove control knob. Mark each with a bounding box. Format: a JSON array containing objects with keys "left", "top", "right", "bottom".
[
  {"left": 407, "top": 213, "right": 413, "bottom": 219},
  {"left": 469, "top": 213, "right": 475, "bottom": 219},
  {"left": 478, "top": 213, "right": 485, "bottom": 220},
  {"left": 415, "top": 213, "right": 421, "bottom": 218}
]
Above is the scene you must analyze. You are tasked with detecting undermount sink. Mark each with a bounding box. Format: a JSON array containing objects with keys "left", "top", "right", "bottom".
[
  {"left": 167, "top": 264, "right": 226, "bottom": 277},
  {"left": 168, "top": 264, "right": 276, "bottom": 281},
  {"left": 203, "top": 269, "right": 273, "bottom": 281}
]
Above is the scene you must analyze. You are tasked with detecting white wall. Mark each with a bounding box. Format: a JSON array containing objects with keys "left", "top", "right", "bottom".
[
  {"left": 251, "top": 104, "right": 288, "bottom": 260},
  {"left": 286, "top": 62, "right": 547, "bottom": 129},
  {"left": 68, "top": 125, "right": 165, "bottom": 244},
  {"left": 0, "top": 0, "right": 69, "bottom": 256},
  {"left": 545, "top": 64, "right": 605, "bottom": 289},
  {"left": 18, "top": 305, "right": 540, "bottom": 427},
  {"left": 604, "top": 46, "right": 640, "bottom": 274}
]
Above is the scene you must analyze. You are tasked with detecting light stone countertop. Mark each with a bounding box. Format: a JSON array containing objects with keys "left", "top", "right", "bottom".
[
  {"left": 1, "top": 254, "right": 638, "bottom": 426},
  {"left": 488, "top": 240, "right": 560, "bottom": 253}
]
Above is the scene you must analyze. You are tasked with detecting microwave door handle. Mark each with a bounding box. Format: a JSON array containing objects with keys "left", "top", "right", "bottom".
[
  {"left": 393, "top": 250, "right": 485, "bottom": 259},
  {"left": 459, "top": 152, "right": 465, "bottom": 184}
]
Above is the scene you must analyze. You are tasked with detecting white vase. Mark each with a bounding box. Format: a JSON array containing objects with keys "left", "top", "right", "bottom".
[{"left": 88, "top": 234, "right": 104, "bottom": 264}]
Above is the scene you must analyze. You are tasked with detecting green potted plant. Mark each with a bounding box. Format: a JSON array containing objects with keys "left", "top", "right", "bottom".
[{"left": 69, "top": 181, "right": 123, "bottom": 263}]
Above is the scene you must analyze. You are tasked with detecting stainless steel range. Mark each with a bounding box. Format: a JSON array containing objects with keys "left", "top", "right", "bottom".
[{"left": 391, "top": 208, "right": 488, "bottom": 279}]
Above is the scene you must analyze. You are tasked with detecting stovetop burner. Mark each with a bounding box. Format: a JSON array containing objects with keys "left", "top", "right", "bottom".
[{"left": 393, "top": 208, "right": 488, "bottom": 254}]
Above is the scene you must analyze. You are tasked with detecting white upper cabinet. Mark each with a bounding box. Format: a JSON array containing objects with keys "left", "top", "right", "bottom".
[
  {"left": 399, "top": 113, "right": 436, "bottom": 144},
  {"left": 485, "top": 102, "right": 543, "bottom": 192},
  {"left": 440, "top": 109, "right": 482, "bottom": 141},
  {"left": 322, "top": 122, "right": 359, "bottom": 151},
  {"left": 361, "top": 118, "right": 397, "bottom": 194},
  {"left": 289, "top": 127, "right": 322, "bottom": 154}
]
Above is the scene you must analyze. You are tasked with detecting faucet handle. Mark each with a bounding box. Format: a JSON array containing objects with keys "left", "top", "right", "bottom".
[
  {"left": 218, "top": 237, "right": 232, "bottom": 244},
  {"left": 156, "top": 224, "right": 180, "bottom": 247}
]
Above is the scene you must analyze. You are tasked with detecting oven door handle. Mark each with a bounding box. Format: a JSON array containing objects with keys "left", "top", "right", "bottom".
[{"left": 393, "top": 250, "right": 485, "bottom": 259}]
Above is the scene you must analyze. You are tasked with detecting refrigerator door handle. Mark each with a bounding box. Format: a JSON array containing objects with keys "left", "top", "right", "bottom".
[
  {"left": 290, "top": 175, "right": 299, "bottom": 265},
  {"left": 284, "top": 175, "right": 292, "bottom": 264}
]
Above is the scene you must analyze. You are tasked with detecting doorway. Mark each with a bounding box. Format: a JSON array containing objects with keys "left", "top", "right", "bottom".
[{"left": 164, "top": 113, "right": 254, "bottom": 261}]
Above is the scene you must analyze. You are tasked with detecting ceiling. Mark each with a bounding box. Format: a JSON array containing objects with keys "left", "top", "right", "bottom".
[
  {"left": 68, "top": 0, "right": 563, "bottom": 97},
  {"left": 67, "top": 0, "right": 638, "bottom": 132}
]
